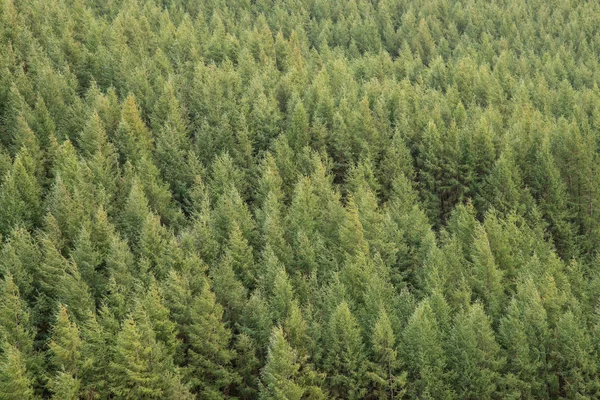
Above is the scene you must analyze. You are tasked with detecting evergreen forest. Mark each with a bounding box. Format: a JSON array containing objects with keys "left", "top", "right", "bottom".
[{"left": 3, "top": 0, "right": 600, "bottom": 398}]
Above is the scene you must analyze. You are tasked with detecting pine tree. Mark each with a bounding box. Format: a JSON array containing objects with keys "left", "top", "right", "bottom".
[
  {"left": 241, "top": 290, "right": 273, "bottom": 358},
  {"left": 233, "top": 333, "right": 261, "bottom": 400},
  {"left": 49, "top": 372, "right": 79, "bottom": 400},
  {"left": 255, "top": 153, "right": 292, "bottom": 265},
  {"left": 338, "top": 195, "right": 370, "bottom": 258},
  {"left": 11, "top": 115, "right": 43, "bottom": 180},
  {"left": 44, "top": 172, "right": 88, "bottom": 251},
  {"left": 138, "top": 213, "right": 181, "bottom": 280},
  {"left": 209, "top": 153, "right": 247, "bottom": 203},
  {"left": 78, "top": 111, "right": 119, "bottom": 207},
  {"left": 384, "top": 174, "right": 436, "bottom": 287},
  {"left": 0, "top": 227, "right": 40, "bottom": 302},
  {"left": 480, "top": 149, "right": 531, "bottom": 216},
  {"left": 223, "top": 221, "right": 256, "bottom": 289},
  {"left": 379, "top": 130, "right": 414, "bottom": 199},
  {"left": 152, "top": 81, "right": 197, "bottom": 205},
  {"left": 120, "top": 179, "right": 151, "bottom": 248},
  {"left": 71, "top": 224, "right": 103, "bottom": 303},
  {"left": 211, "top": 185, "right": 257, "bottom": 250},
  {"left": 185, "top": 176, "right": 219, "bottom": 263},
  {"left": 138, "top": 284, "right": 178, "bottom": 358},
  {"left": 110, "top": 314, "right": 163, "bottom": 399},
  {"left": 78, "top": 311, "right": 114, "bottom": 400}
]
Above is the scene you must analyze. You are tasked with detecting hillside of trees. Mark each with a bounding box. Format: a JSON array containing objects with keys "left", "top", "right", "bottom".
[{"left": 2, "top": 0, "right": 600, "bottom": 398}]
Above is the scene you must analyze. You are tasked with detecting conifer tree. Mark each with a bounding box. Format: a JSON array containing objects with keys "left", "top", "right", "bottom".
[
  {"left": 233, "top": 333, "right": 261, "bottom": 400},
  {"left": 324, "top": 302, "right": 367, "bottom": 400},
  {"left": 138, "top": 284, "right": 178, "bottom": 358},
  {"left": 12, "top": 115, "right": 43, "bottom": 180},
  {"left": 185, "top": 176, "right": 219, "bottom": 263},
  {"left": 446, "top": 303, "right": 503, "bottom": 399},
  {"left": 211, "top": 253, "right": 248, "bottom": 325},
  {"left": 223, "top": 221, "right": 256, "bottom": 289},
  {"left": 0, "top": 150, "right": 42, "bottom": 236},
  {"left": 0, "top": 274, "right": 33, "bottom": 353},
  {"left": 115, "top": 94, "right": 154, "bottom": 165},
  {"left": 498, "top": 278, "right": 550, "bottom": 398},
  {"left": 0, "top": 343, "right": 35, "bottom": 400},
  {"left": 369, "top": 307, "right": 406, "bottom": 400},
  {"left": 260, "top": 326, "right": 304, "bottom": 400},
  {"left": 48, "top": 306, "right": 82, "bottom": 400},
  {"left": 470, "top": 224, "right": 505, "bottom": 320},
  {"left": 401, "top": 300, "right": 453, "bottom": 399},
  {"left": 110, "top": 312, "right": 190, "bottom": 400},
  {"left": 78, "top": 112, "right": 119, "bottom": 207},
  {"left": 78, "top": 312, "right": 113, "bottom": 400},
  {"left": 152, "top": 81, "right": 197, "bottom": 204},
  {"left": 0, "top": 227, "right": 40, "bottom": 302},
  {"left": 120, "top": 179, "right": 151, "bottom": 247},
  {"left": 550, "top": 310, "right": 597, "bottom": 398},
  {"left": 270, "top": 267, "right": 294, "bottom": 324},
  {"left": 186, "top": 279, "right": 236, "bottom": 399}
]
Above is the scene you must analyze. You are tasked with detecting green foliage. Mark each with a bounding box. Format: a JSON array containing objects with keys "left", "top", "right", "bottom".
[
  {"left": 48, "top": 306, "right": 82, "bottom": 399},
  {"left": 0, "top": 343, "right": 35, "bottom": 400},
  {"left": 1, "top": 0, "right": 600, "bottom": 397},
  {"left": 260, "top": 327, "right": 304, "bottom": 400},
  {"left": 401, "top": 299, "right": 454, "bottom": 399},
  {"left": 324, "top": 302, "right": 367, "bottom": 400}
]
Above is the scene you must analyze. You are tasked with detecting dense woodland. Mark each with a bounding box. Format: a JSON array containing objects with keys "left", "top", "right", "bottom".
[{"left": 3, "top": 0, "right": 600, "bottom": 398}]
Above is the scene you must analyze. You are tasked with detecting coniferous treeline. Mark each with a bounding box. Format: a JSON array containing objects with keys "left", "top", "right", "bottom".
[{"left": 1, "top": 0, "right": 600, "bottom": 398}]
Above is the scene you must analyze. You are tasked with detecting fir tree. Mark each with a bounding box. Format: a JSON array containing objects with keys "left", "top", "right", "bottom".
[
  {"left": 369, "top": 307, "right": 406, "bottom": 400},
  {"left": 260, "top": 327, "right": 304, "bottom": 400},
  {"left": 401, "top": 300, "right": 454, "bottom": 399},
  {"left": 186, "top": 279, "right": 236, "bottom": 399},
  {"left": 0, "top": 343, "right": 35, "bottom": 400},
  {"left": 324, "top": 302, "right": 368, "bottom": 400},
  {"left": 446, "top": 303, "right": 503, "bottom": 399},
  {"left": 48, "top": 306, "right": 82, "bottom": 400}
]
